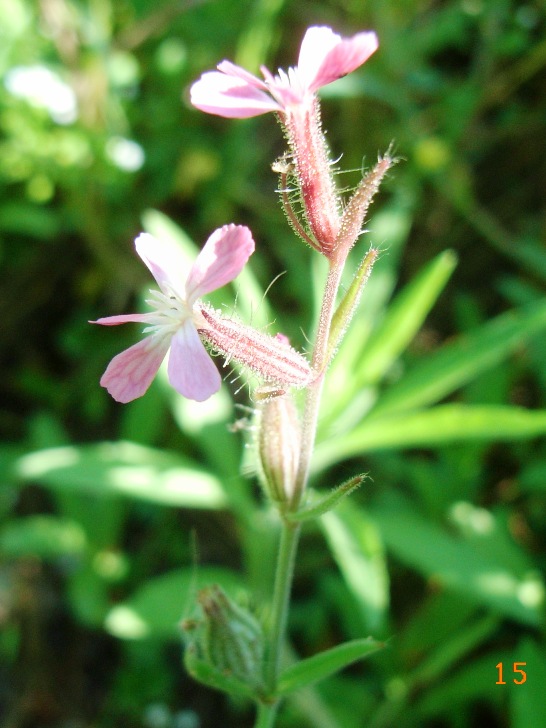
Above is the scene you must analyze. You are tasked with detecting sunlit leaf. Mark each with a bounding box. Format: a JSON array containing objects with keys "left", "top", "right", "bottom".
[
  {"left": 370, "top": 299, "right": 546, "bottom": 418},
  {"left": 105, "top": 567, "right": 244, "bottom": 639},
  {"left": 0, "top": 515, "right": 86, "bottom": 557},
  {"left": 320, "top": 504, "right": 389, "bottom": 632},
  {"left": 355, "top": 249, "right": 457, "bottom": 388},
  {"left": 14, "top": 441, "right": 228, "bottom": 509},
  {"left": 314, "top": 405, "right": 546, "bottom": 471},
  {"left": 370, "top": 493, "right": 544, "bottom": 626}
]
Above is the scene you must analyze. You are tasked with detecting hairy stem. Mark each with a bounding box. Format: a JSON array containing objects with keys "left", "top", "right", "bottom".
[
  {"left": 255, "top": 260, "right": 347, "bottom": 728},
  {"left": 291, "top": 261, "right": 345, "bottom": 508},
  {"left": 257, "top": 519, "right": 301, "bottom": 725}
]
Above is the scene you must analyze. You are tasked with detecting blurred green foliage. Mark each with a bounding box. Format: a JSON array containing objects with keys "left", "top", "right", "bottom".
[{"left": 1, "top": 0, "right": 546, "bottom": 726}]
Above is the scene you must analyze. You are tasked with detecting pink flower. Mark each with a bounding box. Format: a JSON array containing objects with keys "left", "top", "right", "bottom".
[
  {"left": 190, "top": 26, "right": 378, "bottom": 118},
  {"left": 93, "top": 225, "right": 254, "bottom": 403}
]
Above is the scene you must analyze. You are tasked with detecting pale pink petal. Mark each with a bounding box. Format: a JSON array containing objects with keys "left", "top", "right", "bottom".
[
  {"left": 135, "top": 233, "right": 188, "bottom": 298},
  {"left": 167, "top": 320, "right": 220, "bottom": 401},
  {"left": 306, "top": 30, "right": 378, "bottom": 93},
  {"left": 217, "top": 61, "right": 269, "bottom": 90},
  {"left": 100, "top": 334, "right": 171, "bottom": 403},
  {"left": 297, "top": 26, "right": 343, "bottom": 89},
  {"left": 91, "top": 313, "right": 157, "bottom": 326},
  {"left": 185, "top": 224, "right": 255, "bottom": 302},
  {"left": 190, "top": 71, "right": 281, "bottom": 118}
]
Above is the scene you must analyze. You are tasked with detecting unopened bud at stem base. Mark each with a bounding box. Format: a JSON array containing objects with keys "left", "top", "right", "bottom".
[{"left": 258, "top": 393, "right": 301, "bottom": 505}]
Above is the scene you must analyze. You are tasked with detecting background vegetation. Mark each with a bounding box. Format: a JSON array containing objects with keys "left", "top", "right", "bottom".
[{"left": 1, "top": 0, "right": 546, "bottom": 726}]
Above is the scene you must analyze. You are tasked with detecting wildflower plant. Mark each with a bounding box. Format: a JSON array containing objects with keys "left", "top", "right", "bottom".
[{"left": 95, "top": 25, "right": 391, "bottom": 727}]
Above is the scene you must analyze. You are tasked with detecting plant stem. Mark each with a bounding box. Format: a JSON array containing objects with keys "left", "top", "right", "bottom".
[
  {"left": 255, "top": 260, "right": 347, "bottom": 728},
  {"left": 291, "top": 261, "right": 345, "bottom": 508},
  {"left": 256, "top": 519, "right": 301, "bottom": 727},
  {"left": 265, "top": 519, "right": 301, "bottom": 692},
  {"left": 255, "top": 700, "right": 280, "bottom": 728}
]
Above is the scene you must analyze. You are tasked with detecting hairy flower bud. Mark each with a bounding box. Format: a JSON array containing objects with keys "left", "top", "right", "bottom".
[
  {"left": 258, "top": 392, "right": 301, "bottom": 504},
  {"left": 285, "top": 99, "right": 341, "bottom": 255},
  {"left": 197, "top": 305, "right": 314, "bottom": 389},
  {"left": 333, "top": 154, "right": 394, "bottom": 263},
  {"left": 184, "top": 585, "right": 265, "bottom": 691}
]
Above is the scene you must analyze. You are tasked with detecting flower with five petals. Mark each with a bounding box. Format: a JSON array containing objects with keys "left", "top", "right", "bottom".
[
  {"left": 93, "top": 225, "right": 254, "bottom": 403},
  {"left": 190, "top": 26, "right": 378, "bottom": 119}
]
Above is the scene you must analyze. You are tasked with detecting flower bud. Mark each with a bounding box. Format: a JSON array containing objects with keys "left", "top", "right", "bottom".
[
  {"left": 333, "top": 154, "right": 394, "bottom": 263},
  {"left": 284, "top": 99, "right": 341, "bottom": 256},
  {"left": 258, "top": 392, "right": 301, "bottom": 504},
  {"left": 184, "top": 585, "right": 265, "bottom": 691},
  {"left": 196, "top": 304, "right": 314, "bottom": 389}
]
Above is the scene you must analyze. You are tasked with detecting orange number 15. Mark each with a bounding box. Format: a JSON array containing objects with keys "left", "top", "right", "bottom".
[{"left": 496, "top": 662, "right": 527, "bottom": 685}]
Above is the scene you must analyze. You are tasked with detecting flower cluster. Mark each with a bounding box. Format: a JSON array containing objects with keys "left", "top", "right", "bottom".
[
  {"left": 93, "top": 25, "right": 392, "bottom": 719},
  {"left": 95, "top": 25, "right": 386, "bottom": 409}
]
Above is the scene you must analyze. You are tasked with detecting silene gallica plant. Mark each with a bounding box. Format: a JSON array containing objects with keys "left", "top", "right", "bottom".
[{"left": 95, "top": 25, "right": 391, "bottom": 728}]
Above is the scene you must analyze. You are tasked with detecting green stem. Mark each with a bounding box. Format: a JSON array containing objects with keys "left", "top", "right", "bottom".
[
  {"left": 265, "top": 520, "right": 301, "bottom": 691},
  {"left": 254, "top": 260, "right": 348, "bottom": 728},
  {"left": 254, "top": 520, "right": 300, "bottom": 728},
  {"left": 255, "top": 700, "right": 280, "bottom": 728}
]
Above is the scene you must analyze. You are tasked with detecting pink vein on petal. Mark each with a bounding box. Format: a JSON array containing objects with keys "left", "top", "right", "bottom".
[
  {"left": 100, "top": 334, "right": 170, "bottom": 403},
  {"left": 185, "top": 224, "right": 255, "bottom": 301},
  {"left": 167, "top": 320, "right": 221, "bottom": 401},
  {"left": 308, "top": 31, "right": 378, "bottom": 93},
  {"left": 297, "top": 26, "right": 342, "bottom": 89},
  {"left": 190, "top": 71, "right": 281, "bottom": 118},
  {"left": 216, "top": 61, "right": 269, "bottom": 90},
  {"left": 92, "top": 313, "right": 157, "bottom": 326}
]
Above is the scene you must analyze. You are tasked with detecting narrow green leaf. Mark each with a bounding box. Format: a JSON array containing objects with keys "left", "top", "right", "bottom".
[
  {"left": 511, "top": 637, "right": 546, "bottom": 728},
  {"left": 277, "top": 637, "right": 385, "bottom": 696},
  {"left": 320, "top": 505, "right": 389, "bottom": 632},
  {"left": 0, "top": 516, "right": 86, "bottom": 558},
  {"left": 370, "top": 493, "right": 543, "bottom": 626},
  {"left": 287, "top": 475, "right": 366, "bottom": 523},
  {"left": 370, "top": 300, "right": 546, "bottom": 419},
  {"left": 319, "top": 203, "right": 414, "bottom": 428},
  {"left": 355, "top": 249, "right": 457, "bottom": 388},
  {"left": 410, "top": 614, "right": 499, "bottom": 687},
  {"left": 14, "top": 441, "right": 228, "bottom": 510},
  {"left": 328, "top": 249, "right": 378, "bottom": 360},
  {"left": 321, "top": 250, "right": 456, "bottom": 430},
  {"left": 314, "top": 405, "right": 546, "bottom": 471}
]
